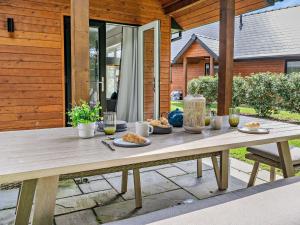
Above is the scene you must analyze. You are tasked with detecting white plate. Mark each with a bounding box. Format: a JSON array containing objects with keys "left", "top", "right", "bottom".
[
  {"left": 113, "top": 138, "right": 151, "bottom": 148},
  {"left": 238, "top": 127, "right": 270, "bottom": 134}
]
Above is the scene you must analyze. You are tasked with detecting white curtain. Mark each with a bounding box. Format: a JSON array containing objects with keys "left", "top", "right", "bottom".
[{"left": 117, "top": 27, "right": 139, "bottom": 122}]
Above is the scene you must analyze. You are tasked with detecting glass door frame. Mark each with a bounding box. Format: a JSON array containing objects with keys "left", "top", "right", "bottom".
[
  {"left": 63, "top": 17, "right": 106, "bottom": 125},
  {"left": 138, "top": 20, "right": 161, "bottom": 120},
  {"left": 90, "top": 20, "right": 106, "bottom": 110}
]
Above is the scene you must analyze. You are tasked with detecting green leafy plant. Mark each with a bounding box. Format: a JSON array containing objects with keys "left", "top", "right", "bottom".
[
  {"left": 67, "top": 101, "right": 101, "bottom": 127},
  {"left": 187, "top": 76, "right": 218, "bottom": 107},
  {"left": 232, "top": 76, "right": 248, "bottom": 107},
  {"left": 277, "top": 73, "right": 300, "bottom": 113},
  {"left": 246, "top": 72, "right": 279, "bottom": 117}
]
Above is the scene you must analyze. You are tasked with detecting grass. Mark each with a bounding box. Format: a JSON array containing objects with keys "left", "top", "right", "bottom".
[{"left": 171, "top": 101, "right": 300, "bottom": 175}]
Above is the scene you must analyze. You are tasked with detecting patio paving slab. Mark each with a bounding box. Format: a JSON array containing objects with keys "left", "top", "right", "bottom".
[
  {"left": 57, "top": 179, "right": 82, "bottom": 199},
  {"left": 0, "top": 189, "right": 18, "bottom": 210},
  {"left": 140, "top": 164, "right": 173, "bottom": 172},
  {"left": 230, "top": 167, "right": 266, "bottom": 185},
  {"left": 94, "top": 189, "right": 197, "bottom": 224},
  {"left": 0, "top": 208, "right": 15, "bottom": 225},
  {"left": 107, "top": 171, "right": 179, "bottom": 200},
  {"left": 55, "top": 209, "right": 99, "bottom": 225},
  {"left": 79, "top": 179, "right": 112, "bottom": 194},
  {"left": 173, "top": 159, "right": 212, "bottom": 173},
  {"left": 170, "top": 170, "right": 246, "bottom": 200},
  {"left": 55, "top": 189, "right": 122, "bottom": 215},
  {"left": 74, "top": 175, "right": 104, "bottom": 183},
  {"left": 156, "top": 166, "right": 186, "bottom": 178}
]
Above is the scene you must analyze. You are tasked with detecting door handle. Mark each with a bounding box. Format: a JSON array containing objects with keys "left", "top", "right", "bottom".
[{"left": 98, "top": 77, "right": 105, "bottom": 92}]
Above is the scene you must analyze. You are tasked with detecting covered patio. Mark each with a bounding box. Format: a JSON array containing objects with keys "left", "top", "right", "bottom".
[{"left": 2, "top": 0, "right": 300, "bottom": 225}]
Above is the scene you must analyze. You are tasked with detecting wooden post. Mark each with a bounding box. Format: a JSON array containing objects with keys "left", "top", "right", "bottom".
[
  {"left": 209, "top": 56, "right": 214, "bottom": 76},
  {"left": 183, "top": 57, "right": 188, "bottom": 96},
  {"left": 217, "top": 0, "right": 235, "bottom": 115},
  {"left": 71, "top": 0, "right": 90, "bottom": 104}
]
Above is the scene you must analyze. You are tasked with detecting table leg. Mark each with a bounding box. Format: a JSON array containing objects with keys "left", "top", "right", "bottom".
[
  {"left": 15, "top": 179, "right": 37, "bottom": 225},
  {"left": 219, "top": 150, "right": 229, "bottom": 190},
  {"left": 32, "top": 176, "right": 59, "bottom": 225},
  {"left": 197, "top": 159, "right": 202, "bottom": 178},
  {"left": 133, "top": 168, "right": 142, "bottom": 208},
  {"left": 277, "top": 141, "right": 295, "bottom": 178},
  {"left": 211, "top": 156, "right": 220, "bottom": 187},
  {"left": 121, "top": 170, "right": 128, "bottom": 194}
]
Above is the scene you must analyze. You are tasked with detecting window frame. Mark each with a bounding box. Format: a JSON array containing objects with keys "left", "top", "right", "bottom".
[{"left": 285, "top": 59, "right": 300, "bottom": 74}]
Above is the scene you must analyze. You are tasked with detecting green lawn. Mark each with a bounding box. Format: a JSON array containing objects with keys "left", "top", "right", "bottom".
[{"left": 171, "top": 101, "right": 300, "bottom": 175}]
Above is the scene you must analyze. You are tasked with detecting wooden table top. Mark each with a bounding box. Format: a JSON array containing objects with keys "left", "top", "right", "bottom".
[{"left": 1, "top": 116, "right": 300, "bottom": 184}]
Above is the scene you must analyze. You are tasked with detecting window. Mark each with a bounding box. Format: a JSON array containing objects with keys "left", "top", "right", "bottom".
[
  {"left": 286, "top": 60, "right": 300, "bottom": 73},
  {"left": 205, "top": 63, "right": 219, "bottom": 75}
]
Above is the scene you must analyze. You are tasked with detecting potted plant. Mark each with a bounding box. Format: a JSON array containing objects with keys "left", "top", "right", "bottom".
[{"left": 68, "top": 101, "right": 101, "bottom": 138}]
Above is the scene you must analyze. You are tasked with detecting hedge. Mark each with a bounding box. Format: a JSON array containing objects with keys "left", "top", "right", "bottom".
[{"left": 187, "top": 72, "right": 300, "bottom": 117}]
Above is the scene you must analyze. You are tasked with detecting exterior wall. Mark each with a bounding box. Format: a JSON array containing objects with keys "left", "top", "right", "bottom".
[
  {"left": 187, "top": 62, "right": 206, "bottom": 81},
  {"left": 0, "top": 0, "right": 171, "bottom": 131},
  {"left": 233, "top": 59, "right": 286, "bottom": 76},
  {"left": 171, "top": 41, "right": 210, "bottom": 93},
  {"left": 171, "top": 41, "right": 287, "bottom": 93}
]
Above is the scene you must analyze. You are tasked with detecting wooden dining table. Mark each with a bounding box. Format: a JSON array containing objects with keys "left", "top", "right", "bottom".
[{"left": 1, "top": 116, "right": 300, "bottom": 225}]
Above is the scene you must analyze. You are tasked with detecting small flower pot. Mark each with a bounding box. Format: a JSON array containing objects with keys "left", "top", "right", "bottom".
[{"left": 77, "top": 122, "right": 96, "bottom": 139}]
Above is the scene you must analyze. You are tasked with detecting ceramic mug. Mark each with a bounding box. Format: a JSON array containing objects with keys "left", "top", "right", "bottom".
[
  {"left": 211, "top": 116, "right": 223, "bottom": 130},
  {"left": 135, "top": 122, "right": 154, "bottom": 137}
]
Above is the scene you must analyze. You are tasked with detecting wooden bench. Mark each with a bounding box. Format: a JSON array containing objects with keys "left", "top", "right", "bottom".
[
  {"left": 245, "top": 143, "right": 300, "bottom": 186},
  {"left": 104, "top": 176, "right": 300, "bottom": 225}
]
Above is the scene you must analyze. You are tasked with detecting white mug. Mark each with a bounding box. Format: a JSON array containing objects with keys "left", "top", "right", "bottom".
[
  {"left": 211, "top": 116, "right": 223, "bottom": 130},
  {"left": 135, "top": 122, "right": 154, "bottom": 137}
]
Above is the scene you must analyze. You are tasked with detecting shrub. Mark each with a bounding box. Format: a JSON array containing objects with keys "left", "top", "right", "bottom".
[
  {"left": 186, "top": 72, "right": 300, "bottom": 116},
  {"left": 232, "top": 76, "right": 248, "bottom": 107},
  {"left": 246, "top": 72, "right": 279, "bottom": 117},
  {"left": 187, "top": 76, "right": 218, "bottom": 106},
  {"left": 277, "top": 73, "right": 300, "bottom": 113}
]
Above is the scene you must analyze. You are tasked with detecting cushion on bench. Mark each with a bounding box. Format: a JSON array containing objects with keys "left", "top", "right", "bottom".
[{"left": 247, "top": 143, "right": 300, "bottom": 165}]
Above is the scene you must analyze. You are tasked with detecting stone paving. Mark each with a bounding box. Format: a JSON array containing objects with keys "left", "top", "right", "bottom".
[{"left": 0, "top": 158, "right": 282, "bottom": 225}]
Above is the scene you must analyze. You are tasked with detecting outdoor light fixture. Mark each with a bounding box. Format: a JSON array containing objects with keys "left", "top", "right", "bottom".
[{"left": 7, "top": 18, "right": 14, "bottom": 33}]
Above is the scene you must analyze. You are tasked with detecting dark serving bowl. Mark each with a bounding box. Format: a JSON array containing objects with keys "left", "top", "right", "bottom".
[{"left": 153, "top": 126, "right": 173, "bottom": 134}]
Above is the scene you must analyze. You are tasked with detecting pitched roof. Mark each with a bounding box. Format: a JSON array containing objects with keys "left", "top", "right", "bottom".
[{"left": 172, "top": 5, "right": 300, "bottom": 63}]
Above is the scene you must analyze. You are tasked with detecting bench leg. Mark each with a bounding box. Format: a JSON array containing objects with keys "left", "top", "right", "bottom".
[
  {"left": 121, "top": 170, "right": 128, "bottom": 194},
  {"left": 32, "top": 176, "right": 59, "bottom": 225},
  {"left": 15, "top": 179, "right": 37, "bottom": 225},
  {"left": 270, "top": 166, "right": 276, "bottom": 182},
  {"left": 197, "top": 159, "right": 202, "bottom": 178},
  {"left": 133, "top": 168, "right": 142, "bottom": 209},
  {"left": 211, "top": 156, "right": 220, "bottom": 187},
  {"left": 248, "top": 161, "right": 259, "bottom": 187},
  {"left": 277, "top": 141, "right": 295, "bottom": 178}
]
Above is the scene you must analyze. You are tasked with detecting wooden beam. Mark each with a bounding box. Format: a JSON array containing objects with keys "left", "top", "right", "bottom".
[
  {"left": 71, "top": 0, "right": 90, "bottom": 104},
  {"left": 217, "top": 0, "right": 235, "bottom": 115},
  {"left": 164, "top": 0, "right": 204, "bottom": 15},
  {"left": 209, "top": 56, "right": 214, "bottom": 76}
]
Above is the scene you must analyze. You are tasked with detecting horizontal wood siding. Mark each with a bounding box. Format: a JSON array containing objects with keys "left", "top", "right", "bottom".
[{"left": 0, "top": 0, "right": 171, "bottom": 131}]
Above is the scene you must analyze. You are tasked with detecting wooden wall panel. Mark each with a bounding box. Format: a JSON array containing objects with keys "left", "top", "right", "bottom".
[{"left": 0, "top": 0, "right": 171, "bottom": 131}]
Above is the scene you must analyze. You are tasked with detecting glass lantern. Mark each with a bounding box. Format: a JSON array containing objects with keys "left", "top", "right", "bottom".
[{"left": 183, "top": 95, "right": 206, "bottom": 133}]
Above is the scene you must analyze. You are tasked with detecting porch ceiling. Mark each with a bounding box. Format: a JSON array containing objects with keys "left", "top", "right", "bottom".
[{"left": 159, "top": 0, "right": 273, "bottom": 30}]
